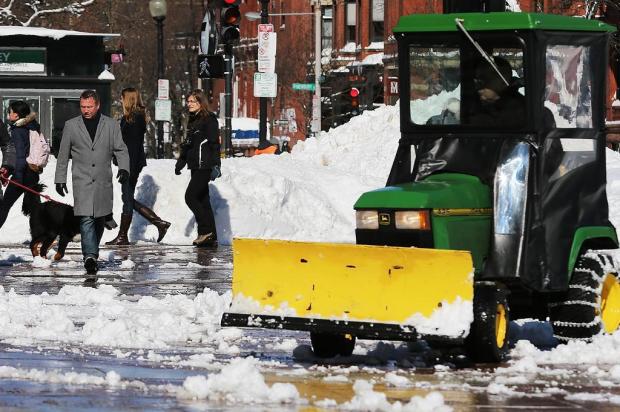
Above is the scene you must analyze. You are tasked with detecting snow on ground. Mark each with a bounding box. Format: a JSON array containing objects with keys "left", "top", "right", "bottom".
[
  {"left": 0, "top": 283, "right": 232, "bottom": 349},
  {"left": 3, "top": 102, "right": 620, "bottom": 408}
]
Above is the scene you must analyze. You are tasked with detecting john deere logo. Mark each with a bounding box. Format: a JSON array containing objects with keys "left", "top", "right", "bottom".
[{"left": 379, "top": 213, "right": 390, "bottom": 225}]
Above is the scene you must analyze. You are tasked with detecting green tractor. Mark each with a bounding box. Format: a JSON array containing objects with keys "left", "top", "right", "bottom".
[{"left": 222, "top": 12, "right": 620, "bottom": 363}]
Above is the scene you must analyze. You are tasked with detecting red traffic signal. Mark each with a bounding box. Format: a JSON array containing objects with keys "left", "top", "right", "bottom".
[
  {"left": 222, "top": 6, "right": 241, "bottom": 25},
  {"left": 220, "top": 1, "right": 241, "bottom": 44},
  {"left": 350, "top": 87, "right": 360, "bottom": 115}
]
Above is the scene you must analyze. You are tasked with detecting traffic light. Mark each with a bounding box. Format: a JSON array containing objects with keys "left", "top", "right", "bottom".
[
  {"left": 220, "top": 0, "right": 241, "bottom": 44},
  {"left": 350, "top": 87, "right": 360, "bottom": 115}
]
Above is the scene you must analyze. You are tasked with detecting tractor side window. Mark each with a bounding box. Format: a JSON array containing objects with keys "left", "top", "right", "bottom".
[
  {"left": 545, "top": 45, "right": 593, "bottom": 128},
  {"left": 409, "top": 46, "right": 460, "bottom": 125},
  {"left": 544, "top": 138, "right": 596, "bottom": 183}
]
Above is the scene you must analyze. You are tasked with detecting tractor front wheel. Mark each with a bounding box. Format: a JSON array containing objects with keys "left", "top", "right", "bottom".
[
  {"left": 466, "top": 282, "right": 510, "bottom": 363},
  {"left": 550, "top": 252, "right": 620, "bottom": 342},
  {"left": 310, "top": 332, "right": 356, "bottom": 358}
]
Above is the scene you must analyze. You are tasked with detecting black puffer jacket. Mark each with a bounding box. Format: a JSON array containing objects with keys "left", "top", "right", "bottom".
[
  {"left": 176, "top": 112, "right": 220, "bottom": 171},
  {"left": 10, "top": 112, "right": 39, "bottom": 180}
]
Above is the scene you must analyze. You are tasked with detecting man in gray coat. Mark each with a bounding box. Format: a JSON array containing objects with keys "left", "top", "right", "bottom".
[{"left": 55, "top": 90, "right": 130, "bottom": 278}]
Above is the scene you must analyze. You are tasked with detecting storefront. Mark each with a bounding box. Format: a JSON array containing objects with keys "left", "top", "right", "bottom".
[{"left": 0, "top": 26, "right": 119, "bottom": 154}]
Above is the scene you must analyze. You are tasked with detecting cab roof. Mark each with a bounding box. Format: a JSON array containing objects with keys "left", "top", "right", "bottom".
[{"left": 394, "top": 12, "right": 616, "bottom": 33}]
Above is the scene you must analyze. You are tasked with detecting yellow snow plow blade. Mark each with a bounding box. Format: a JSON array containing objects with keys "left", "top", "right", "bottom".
[{"left": 230, "top": 238, "right": 474, "bottom": 323}]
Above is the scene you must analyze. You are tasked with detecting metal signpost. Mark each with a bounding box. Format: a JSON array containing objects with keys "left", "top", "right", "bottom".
[
  {"left": 155, "top": 79, "right": 171, "bottom": 156},
  {"left": 256, "top": 14, "right": 276, "bottom": 148},
  {"left": 312, "top": 0, "right": 321, "bottom": 135}
]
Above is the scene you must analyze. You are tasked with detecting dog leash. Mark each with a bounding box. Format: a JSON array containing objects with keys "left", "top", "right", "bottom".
[{"left": 0, "top": 175, "right": 70, "bottom": 206}]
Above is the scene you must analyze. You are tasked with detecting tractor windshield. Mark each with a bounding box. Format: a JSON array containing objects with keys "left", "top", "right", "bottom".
[{"left": 408, "top": 35, "right": 525, "bottom": 129}]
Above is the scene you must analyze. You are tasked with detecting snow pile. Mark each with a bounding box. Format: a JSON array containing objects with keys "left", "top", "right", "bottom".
[
  {"left": 0, "top": 284, "right": 232, "bottom": 349},
  {"left": 511, "top": 333, "right": 620, "bottom": 365},
  {"left": 404, "top": 296, "right": 473, "bottom": 338},
  {"left": 341, "top": 380, "right": 452, "bottom": 412},
  {"left": 292, "top": 103, "right": 399, "bottom": 179},
  {"left": 179, "top": 357, "right": 300, "bottom": 404}
]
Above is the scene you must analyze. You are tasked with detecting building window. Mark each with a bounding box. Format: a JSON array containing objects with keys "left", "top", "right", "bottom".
[
  {"left": 322, "top": 6, "right": 333, "bottom": 50},
  {"left": 371, "top": 0, "right": 384, "bottom": 43},
  {"left": 346, "top": 0, "right": 357, "bottom": 44}
]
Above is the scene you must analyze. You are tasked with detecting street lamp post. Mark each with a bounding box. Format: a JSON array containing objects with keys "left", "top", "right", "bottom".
[
  {"left": 149, "top": 0, "right": 167, "bottom": 159},
  {"left": 312, "top": 0, "right": 321, "bottom": 136},
  {"left": 245, "top": 7, "right": 321, "bottom": 139}
]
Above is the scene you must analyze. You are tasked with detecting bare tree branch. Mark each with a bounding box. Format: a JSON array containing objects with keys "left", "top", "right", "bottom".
[{"left": 0, "top": 0, "right": 95, "bottom": 26}]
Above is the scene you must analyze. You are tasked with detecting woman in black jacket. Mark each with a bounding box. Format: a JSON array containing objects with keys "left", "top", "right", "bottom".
[
  {"left": 0, "top": 101, "right": 37, "bottom": 229},
  {"left": 107, "top": 87, "right": 170, "bottom": 245},
  {"left": 175, "top": 89, "right": 221, "bottom": 247}
]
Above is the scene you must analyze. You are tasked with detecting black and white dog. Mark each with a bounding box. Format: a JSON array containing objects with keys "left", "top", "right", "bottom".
[{"left": 22, "top": 184, "right": 80, "bottom": 260}]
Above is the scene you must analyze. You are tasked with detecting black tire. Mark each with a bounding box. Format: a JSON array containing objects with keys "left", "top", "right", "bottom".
[
  {"left": 310, "top": 332, "right": 356, "bottom": 358},
  {"left": 466, "top": 282, "right": 510, "bottom": 363},
  {"left": 550, "top": 252, "right": 619, "bottom": 342}
]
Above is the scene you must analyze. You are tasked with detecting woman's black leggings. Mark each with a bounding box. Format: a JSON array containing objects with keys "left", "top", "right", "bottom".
[
  {"left": 185, "top": 169, "right": 216, "bottom": 236},
  {"left": 0, "top": 168, "right": 39, "bottom": 229}
]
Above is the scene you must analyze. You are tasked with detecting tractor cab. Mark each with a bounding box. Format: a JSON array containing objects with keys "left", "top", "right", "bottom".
[{"left": 364, "top": 12, "right": 617, "bottom": 302}]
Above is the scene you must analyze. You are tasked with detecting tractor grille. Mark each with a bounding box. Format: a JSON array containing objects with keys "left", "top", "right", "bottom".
[{"left": 355, "top": 228, "right": 434, "bottom": 248}]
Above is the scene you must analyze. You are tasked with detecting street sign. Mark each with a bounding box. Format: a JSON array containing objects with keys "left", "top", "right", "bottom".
[
  {"left": 258, "top": 24, "right": 274, "bottom": 33},
  {"left": 258, "top": 24, "right": 276, "bottom": 73},
  {"left": 292, "top": 82, "right": 315, "bottom": 92},
  {"left": 274, "top": 119, "right": 289, "bottom": 126},
  {"left": 254, "top": 72, "right": 277, "bottom": 98},
  {"left": 390, "top": 79, "right": 398, "bottom": 95},
  {"left": 286, "top": 108, "right": 298, "bottom": 133},
  {"left": 258, "top": 55, "right": 276, "bottom": 73},
  {"left": 197, "top": 54, "right": 224, "bottom": 78},
  {"left": 155, "top": 99, "right": 172, "bottom": 122},
  {"left": 258, "top": 32, "right": 276, "bottom": 57},
  {"left": 157, "top": 79, "right": 169, "bottom": 99}
]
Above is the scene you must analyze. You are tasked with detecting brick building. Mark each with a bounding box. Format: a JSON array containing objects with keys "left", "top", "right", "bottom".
[{"left": 213, "top": 0, "right": 618, "bottom": 147}]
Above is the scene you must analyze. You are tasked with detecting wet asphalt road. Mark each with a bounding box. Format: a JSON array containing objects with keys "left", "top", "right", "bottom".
[{"left": 0, "top": 243, "right": 619, "bottom": 411}]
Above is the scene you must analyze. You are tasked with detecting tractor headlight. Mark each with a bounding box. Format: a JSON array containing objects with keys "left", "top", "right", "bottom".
[
  {"left": 356, "top": 210, "right": 379, "bottom": 229},
  {"left": 395, "top": 210, "right": 430, "bottom": 230}
]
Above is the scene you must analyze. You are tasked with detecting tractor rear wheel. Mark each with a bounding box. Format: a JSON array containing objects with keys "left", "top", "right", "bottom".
[
  {"left": 310, "top": 332, "right": 356, "bottom": 358},
  {"left": 550, "top": 252, "right": 620, "bottom": 342},
  {"left": 466, "top": 282, "right": 510, "bottom": 363}
]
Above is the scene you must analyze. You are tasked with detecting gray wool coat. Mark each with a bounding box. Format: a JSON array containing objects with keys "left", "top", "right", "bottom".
[{"left": 54, "top": 114, "right": 129, "bottom": 217}]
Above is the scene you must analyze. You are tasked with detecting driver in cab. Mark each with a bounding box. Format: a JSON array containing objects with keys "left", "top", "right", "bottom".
[{"left": 471, "top": 56, "right": 525, "bottom": 129}]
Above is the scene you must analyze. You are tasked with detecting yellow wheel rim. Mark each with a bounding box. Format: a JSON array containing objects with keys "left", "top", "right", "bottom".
[
  {"left": 495, "top": 303, "right": 507, "bottom": 348},
  {"left": 601, "top": 273, "right": 620, "bottom": 334}
]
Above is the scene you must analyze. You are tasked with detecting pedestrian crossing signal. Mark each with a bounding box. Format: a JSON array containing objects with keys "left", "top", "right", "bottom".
[{"left": 198, "top": 54, "right": 225, "bottom": 79}]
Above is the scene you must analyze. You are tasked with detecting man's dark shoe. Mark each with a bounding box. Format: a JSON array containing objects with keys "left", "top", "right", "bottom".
[
  {"left": 194, "top": 233, "right": 217, "bottom": 248},
  {"left": 84, "top": 256, "right": 99, "bottom": 278}
]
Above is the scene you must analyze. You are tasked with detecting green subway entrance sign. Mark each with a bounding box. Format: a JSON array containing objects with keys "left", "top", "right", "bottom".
[
  {"left": 292, "top": 83, "right": 315, "bottom": 92},
  {"left": 0, "top": 47, "right": 46, "bottom": 75}
]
